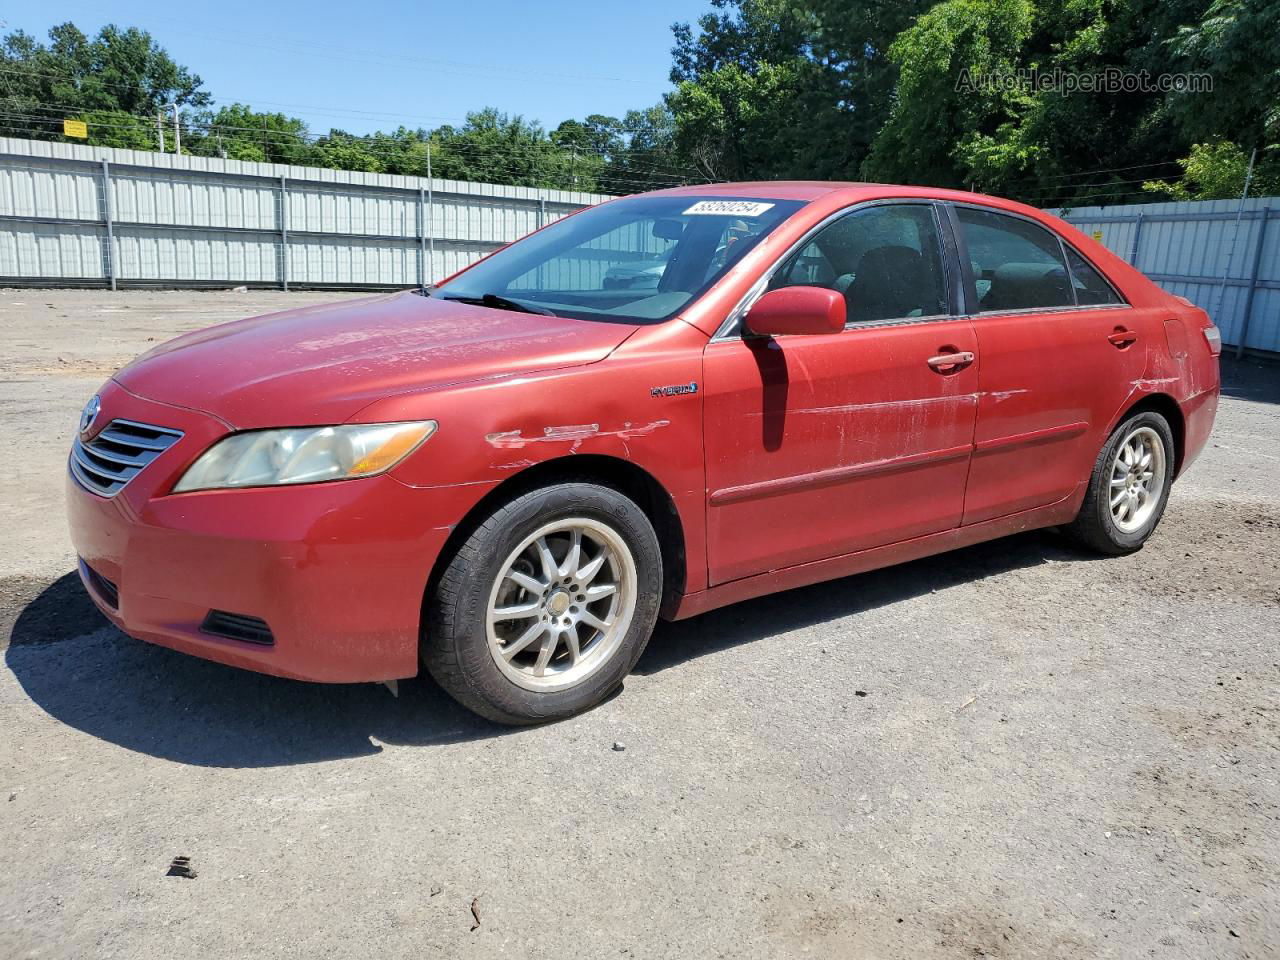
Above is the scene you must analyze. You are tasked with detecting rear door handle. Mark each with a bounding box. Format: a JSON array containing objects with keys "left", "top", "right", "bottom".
[
  {"left": 1108, "top": 328, "right": 1138, "bottom": 348},
  {"left": 927, "top": 351, "right": 975, "bottom": 373}
]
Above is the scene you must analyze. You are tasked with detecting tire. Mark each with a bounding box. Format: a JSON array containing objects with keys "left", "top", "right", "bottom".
[
  {"left": 1065, "top": 410, "right": 1176, "bottom": 555},
  {"left": 423, "top": 482, "right": 662, "bottom": 725}
]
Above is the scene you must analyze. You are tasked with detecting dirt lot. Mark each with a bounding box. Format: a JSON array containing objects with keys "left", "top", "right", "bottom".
[{"left": 2, "top": 289, "right": 1278, "bottom": 960}]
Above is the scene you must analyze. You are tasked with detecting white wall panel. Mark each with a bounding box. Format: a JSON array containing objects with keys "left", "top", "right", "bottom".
[
  {"left": 0, "top": 163, "right": 101, "bottom": 220},
  {"left": 0, "top": 221, "right": 104, "bottom": 278}
]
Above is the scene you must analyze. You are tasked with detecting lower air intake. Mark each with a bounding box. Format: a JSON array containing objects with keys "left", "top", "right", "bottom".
[
  {"left": 201, "top": 610, "right": 275, "bottom": 646},
  {"left": 79, "top": 560, "right": 119, "bottom": 609}
]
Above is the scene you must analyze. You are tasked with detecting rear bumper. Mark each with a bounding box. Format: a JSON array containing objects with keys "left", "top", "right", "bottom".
[{"left": 66, "top": 382, "right": 489, "bottom": 682}]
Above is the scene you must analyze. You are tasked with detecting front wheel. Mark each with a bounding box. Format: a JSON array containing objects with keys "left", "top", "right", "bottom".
[
  {"left": 423, "top": 482, "right": 662, "bottom": 724},
  {"left": 1066, "top": 410, "right": 1176, "bottom": 555}
]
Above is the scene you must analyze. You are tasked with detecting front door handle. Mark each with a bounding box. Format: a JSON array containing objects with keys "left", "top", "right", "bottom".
[
  {"left": 927, "top": 351, "right": 975, "bottom": 373},
  {"left": 1108, "top": 327, "right": 1138, "bottom": 348}
]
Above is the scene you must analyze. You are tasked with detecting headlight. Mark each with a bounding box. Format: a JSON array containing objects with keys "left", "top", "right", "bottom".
[{"left": 172, "top": 420, "right": 436, "bottom": 493}]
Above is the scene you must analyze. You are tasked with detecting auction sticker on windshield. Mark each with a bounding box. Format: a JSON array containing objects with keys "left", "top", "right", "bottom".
[{"left": 683, "top": 200, "right": 775, "bottom": 216}]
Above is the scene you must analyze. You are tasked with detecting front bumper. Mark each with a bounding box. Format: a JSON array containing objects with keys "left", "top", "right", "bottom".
[{"left": 67, "top": 383, "right": 486, "bottom": 682}]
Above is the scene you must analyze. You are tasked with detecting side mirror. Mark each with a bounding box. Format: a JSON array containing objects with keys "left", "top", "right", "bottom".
[{"left": 744, "top": 286, "right": 846, "bottom": 337}]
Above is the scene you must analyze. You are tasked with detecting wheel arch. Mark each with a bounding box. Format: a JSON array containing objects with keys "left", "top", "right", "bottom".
[
  {"left": 421, "top": 454, "right": 689, "bottom": 643},
  {"left": 1115, "top": 392, "right": 1186, "bottom": 475}
]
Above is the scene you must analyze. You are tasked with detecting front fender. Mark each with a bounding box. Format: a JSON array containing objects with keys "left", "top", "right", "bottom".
[{"left": 356, "top": 320, "right": 711, "bottom": 594}]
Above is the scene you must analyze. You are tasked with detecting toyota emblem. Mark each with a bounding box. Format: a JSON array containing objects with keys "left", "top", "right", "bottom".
[{"left": 79, "top": 394, "right": 101, "bottom": 435}]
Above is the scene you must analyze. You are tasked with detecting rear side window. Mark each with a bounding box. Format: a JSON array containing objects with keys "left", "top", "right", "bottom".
[
  {"left": 770, "top": 203, "right": 949, "bottom": 324},
  {"left": 956, "top": 207, "right": 1074, "bottom": 312},
  {"left": 1063, "top": 246, "right": 1123, "bottom": 305}
]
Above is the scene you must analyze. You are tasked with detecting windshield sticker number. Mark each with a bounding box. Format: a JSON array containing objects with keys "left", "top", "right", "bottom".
[{"left": 682, "top": 200, "right": 775, "bottom": 217}]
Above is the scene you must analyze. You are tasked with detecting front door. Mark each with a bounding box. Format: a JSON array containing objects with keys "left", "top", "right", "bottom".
[{"left": 703, "top": 202, "right": 979, "bottom": 586}]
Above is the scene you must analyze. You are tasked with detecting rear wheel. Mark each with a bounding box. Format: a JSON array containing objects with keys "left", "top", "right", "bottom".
[
  {"left": 424, "top": 482, "right": 662, "bottom": 724},
  {"left": 1066, "top": 410, "right": 1175, "bottom": 555}
]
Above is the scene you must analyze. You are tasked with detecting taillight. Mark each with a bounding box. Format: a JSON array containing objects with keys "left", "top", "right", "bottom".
[{"left": 1203, "top": 325, "right": 1222, "bottom": 356}]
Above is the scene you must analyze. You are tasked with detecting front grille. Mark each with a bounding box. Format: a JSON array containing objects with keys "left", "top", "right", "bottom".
[
  {"left": 79, "top": 559, "right": 119, "bottom": 609},
  {"left": 201, "top": 610, "right": 275, "bottom": 646},
  {"left": 70, "top": 419, "right": 184, "bottom": 497}
]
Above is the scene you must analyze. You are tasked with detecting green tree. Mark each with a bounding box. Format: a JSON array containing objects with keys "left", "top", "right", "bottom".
[
  {"left": 430, "top": 109, "right": 569, "bottom": 189},
  {"left": 1143, "top": 141, "right": 1280, "bottom": 200},
  {"left": 189, "top": 104, "right": 315, "bottom": 164},
  {"left": 863, "top": 0, "right": 1036, "bottom": 189},
  {"left": 78, "top": 108, "right": 158, "bottom": 149},
  {"left": 0, "top": 22, "right": 208, "bottom": 142},
  {"left": 1166, "top": 0, "right": 1280, "bottom": 147},
  {"left": 668, "top": 59, "right": 816, "bottom": 179}
]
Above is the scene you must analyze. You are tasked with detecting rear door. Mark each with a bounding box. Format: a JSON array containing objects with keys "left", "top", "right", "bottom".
[
  {"left": 702, "top": 201, "right": 979, "bottom": 585},
  {"left": 949, "top": 204, "right": 1151, "bottom": 525}
]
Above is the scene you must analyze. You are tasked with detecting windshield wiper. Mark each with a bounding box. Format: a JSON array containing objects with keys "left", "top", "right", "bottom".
[{"left": 438, "top": 292, "right": 558, "bottom": 316}]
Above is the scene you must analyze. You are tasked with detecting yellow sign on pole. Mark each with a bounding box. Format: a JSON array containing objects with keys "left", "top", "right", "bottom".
[
  {"left": 63, "top": 119, "right": 88, "bottom": 139},
  {"left": 1092, "top": 230, "right": 1104, "bottom": 243}
]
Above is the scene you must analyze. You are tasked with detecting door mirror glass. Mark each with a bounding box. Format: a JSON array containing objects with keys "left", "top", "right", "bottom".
[{"left": 745, "top": 286, "right": 846, "bottom": 337}]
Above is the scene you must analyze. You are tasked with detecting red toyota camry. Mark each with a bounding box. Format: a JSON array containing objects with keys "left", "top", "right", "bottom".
[{"left": 67, "top": 183, "right": 1221, "bottom": 723}]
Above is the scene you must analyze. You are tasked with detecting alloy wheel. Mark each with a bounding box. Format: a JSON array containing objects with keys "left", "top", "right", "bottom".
[
  {"left": 485, "top": 518, "right": 638, "bottom": 692},
  {"left": 1109, "top": 425, "right": 1167, "bottom": 534}
]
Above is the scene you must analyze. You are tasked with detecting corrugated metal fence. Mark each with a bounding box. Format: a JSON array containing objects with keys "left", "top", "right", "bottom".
[
  {"left": 0, "top": 137, "right": 608, "bottom": 290},
  {"left": 3, "top": 137, "right": 1277, "bottom": 355},
  {"left": 1049, "top": 197, "right": 1280, "bottom": 355}
]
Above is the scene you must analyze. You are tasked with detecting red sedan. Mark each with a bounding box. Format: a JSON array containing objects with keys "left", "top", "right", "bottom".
[{"left": 67, "top": 183, "right": 1221, "bottom": 723}]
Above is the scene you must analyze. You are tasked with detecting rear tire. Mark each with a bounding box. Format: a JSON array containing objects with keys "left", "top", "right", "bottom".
[
  {"left": 423, "top": 482, "right": 662, "bottom": 725},
  {"left": 1065, "top": 410, "right": 1176, "bottom": 555}
]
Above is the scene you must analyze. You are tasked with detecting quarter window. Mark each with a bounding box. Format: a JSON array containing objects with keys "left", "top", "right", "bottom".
[
  {"left": 769, "top": 204, "right": 949, "bottom": 324},
  {"left": 956, "top": 207, "right": 1075, "bottom": 312},
  {"left": 1063, "top": 245, "right": 1123, "bottom": 306}
]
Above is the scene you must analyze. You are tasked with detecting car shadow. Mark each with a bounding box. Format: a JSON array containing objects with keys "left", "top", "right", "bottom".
[
  {"left": 1220, "top": 355, "right": 1280, "bottom": 405},
  {"left": 5, "top": 529, "right": 1093, "bottom": 769},
  {"left": 5, "top": 572, "right": 506, "bottom": 767},
  {"left": 635, "top": 529, "right": 1088, "bottom": 674}
]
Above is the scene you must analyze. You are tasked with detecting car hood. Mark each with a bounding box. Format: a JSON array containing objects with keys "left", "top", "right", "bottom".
[{"left": 113, "top": 291, "right": 639, "bottom": 428}]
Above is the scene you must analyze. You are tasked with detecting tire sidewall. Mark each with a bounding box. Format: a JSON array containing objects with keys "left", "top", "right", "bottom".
[
  {"left": 443, "top": 483, "right": 662, "bottom": 723},
  {"left": 1092, "top": 411, "right": 1176, "bottom": 551}
]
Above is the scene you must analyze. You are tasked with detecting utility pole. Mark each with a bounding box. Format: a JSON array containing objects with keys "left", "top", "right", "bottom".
[
  {"left": 168, "top": 103, "right": 181, "bottom": 155},
  {"left": 425, "top": 142, "right": 435, "bottom": 285},
  {"left": 157, "top": 110, "right": 165, "bottom": 152},
  {"left": 1214, "top": 145, "right": 1258, "bottom": 339}
]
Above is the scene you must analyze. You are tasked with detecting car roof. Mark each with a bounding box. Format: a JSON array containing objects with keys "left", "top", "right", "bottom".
[{"left": 645, "top": 181, "right": 1041, "bottom": 217}]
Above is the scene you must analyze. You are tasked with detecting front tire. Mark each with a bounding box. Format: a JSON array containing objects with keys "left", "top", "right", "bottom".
[
  {"left": 1066, "top": 410, "right": 1176, "bottom": 555},
  {"left": 424, "top": 482, "right": 662, "bottom": 725}
]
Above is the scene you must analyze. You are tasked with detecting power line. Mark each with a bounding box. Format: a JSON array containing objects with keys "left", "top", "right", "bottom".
[
  {"left": 0, "top": 111, "right": 703, "bottom": 192},
  {"left": 0, "top": 93, "right": 704, "bottom": 180},
  {"left": 1018, "top": 173, "right": 1187, "bottom": 201},
  {"left": 1034, "top": 159, "right": 1183, "bottom": 183}
]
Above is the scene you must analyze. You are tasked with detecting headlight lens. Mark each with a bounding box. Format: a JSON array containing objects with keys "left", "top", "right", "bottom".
[{"left": 172, "top": 420, "right": 436, "bottom": 492}]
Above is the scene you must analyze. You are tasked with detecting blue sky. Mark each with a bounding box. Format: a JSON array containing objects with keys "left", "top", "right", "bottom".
[{"left": 3, "top": 0, "right": 714, "bottom": 134}]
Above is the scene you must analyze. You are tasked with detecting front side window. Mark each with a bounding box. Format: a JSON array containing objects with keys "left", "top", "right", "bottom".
[
  {"left": 769, "top": 203, "right": 949, "bottom": 324},
  {"left": 955, "top": 207, "right": 1075, "bottom": 312},
  {"left": 435, "top": 195, "right": 804, "bottom": 323}
]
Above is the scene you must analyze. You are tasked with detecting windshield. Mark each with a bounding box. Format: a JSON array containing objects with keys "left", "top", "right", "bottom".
[{"left": 435, "top": 195, "right": 806, "bottom": 323}]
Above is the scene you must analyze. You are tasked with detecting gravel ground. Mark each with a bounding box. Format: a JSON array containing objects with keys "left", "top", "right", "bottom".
[{"left": 1, "top": 289, "right": 1277, "bottom": 960}]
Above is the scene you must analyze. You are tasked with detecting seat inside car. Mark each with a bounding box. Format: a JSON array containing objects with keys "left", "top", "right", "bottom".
[
  {"left": 845, "top": 245, "right": 938, "bottom": 322},
  {"left": 981, "top": 261, "right": 1072, "bottom": 311}
]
